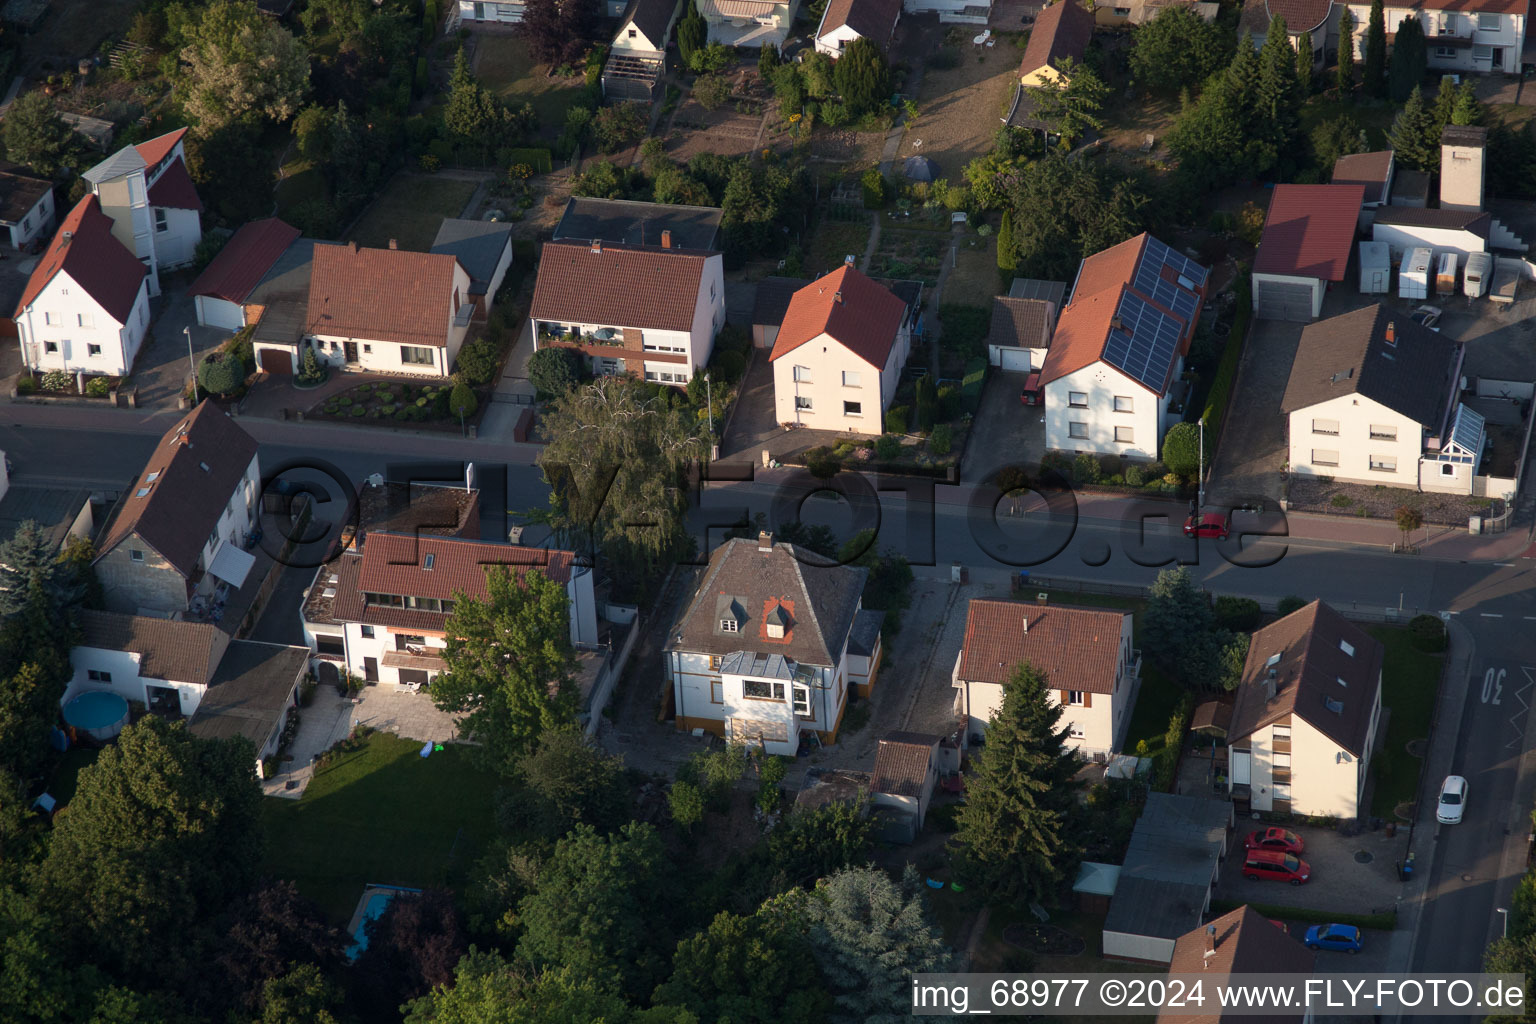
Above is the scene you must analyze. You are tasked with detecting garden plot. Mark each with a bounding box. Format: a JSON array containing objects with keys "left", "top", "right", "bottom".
[
  {"left": 664, "top": 70, "right": 772, "bottom": 162},
  {"left": 869, "top": 227, "right": 947, "bottom": 287},
  {"left": 898, "top": 35, "right": 1020, "bottom": 182}
]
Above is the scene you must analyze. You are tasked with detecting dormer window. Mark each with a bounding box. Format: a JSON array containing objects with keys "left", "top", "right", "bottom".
[
  {"left": 766, "top": 603, "right": 791, "bottom": 639},
  {"left": 720, "top": 618, "right": 739, "bottom": 633},
  {"left": 1339, "top": 639, "right": 1355, "bottom": 657}
]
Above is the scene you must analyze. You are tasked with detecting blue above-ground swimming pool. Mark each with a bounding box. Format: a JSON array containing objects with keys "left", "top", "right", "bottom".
[{"left": 62, "top": 692, "right": 129, "bottom": 743}]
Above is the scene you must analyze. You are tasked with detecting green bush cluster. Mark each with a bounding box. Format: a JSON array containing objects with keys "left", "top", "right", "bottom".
[
  {"left": 1408, "top": 613, "right": 1447, "bottom": 653},
  {"left": 874, "top": 434, "right": 902, "bottom": 460},
  {"left": 1277, "top": 595, "right": 1308, "bottom": 616},
  {"left": 885, "top": 405, "right": 909, "bottom": 435},
  {"left": 1213, "top": 596, "right": 1261, "bottom": 633},
  {"left": 929, "top": 423, "right": 953, "bottom": 457},
  {"left": 84, "top": 377, "right": 112, "bottom": 397},
  {"left": 40, "top": 370, "right": 69, "bottom": 392}
]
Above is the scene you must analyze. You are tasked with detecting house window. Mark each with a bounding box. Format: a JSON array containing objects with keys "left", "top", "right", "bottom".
[
  {"left": 1068, "top": 391, "right": 1088, "bottom": 408},
  {"left": 20, "top": 216, "right": 27, "bottom": 231},
  {"left": 1479, "top": 12, "right": 1501, "bottom": 30},
  {"left": 361, "top": 625, "right": 375, "bottom": 638},
  {"left": 87, "top": 669, "right": 112, "bottom": 682},
  {"left": 744, "top": 679, "right": 787, "bottom": 701},
  {"left": 1441, "top": 463, "right": 1456, "bottom": 477},
  {"left": 1474, "top": 44, "right": 1493, "bottom": 59},
  {"left": 154, "top": 207, "right": 168, "bottom": 232},
  {"left": 395, "top": 633, "right": 427, "bottom": 649},
  {"left": 792, "top": 683, "right": 812, "bottom": 717},
  {"left": 401, "top": 345, "right": 435, "bottom": 365},
  {"left": 1312, "top": 418, "right": 1340, "bottom": 435},
  {"left": 1114, "top": 425, "right": 1134, "bottom": 443},
  {"left": 1435, "top": 46, "right": 1457, "bottom": 58},
  {"left": 843, "top": 370, "right": 861, "bottom": 387},
  {"left": 1113, "top": 395, "right": 1133, "bottom": 413},
  {"left": 77, "top": 313, "right": 93, "bottom": 328},
  {"left": 1069, "top": 724, "right": 1087, "bottom": 739},
  {"left": 709, "top": 654, "right": 722, "bottom": 671},
  {"left": 793, "top": 365, "right": 812, "bottom": 382},
  {"left": 316, "top": 636, "right": 345, "bottom": 657},
  {"left": 43, "top": 341, "right": 57, "bottom": 353},
  {"left": 1312, "top": 449, "right": 1340, "bottom": 466},
  {"left": 44, "top": 312, "right": 59, "bottom": 325},
  {"left": 795, "top": 395, "right": 812, "bottom": 410},
  {"left": 844, "top": 401, "right": 861, "bottom": 416},
  {"left": 628, "top": 26, "right": 636, "bottom": 35},
  {"left": 720, "top": 618, "right": 739, "bottom": 632},
  {"left": 1369, "top": 455, "right": 1397, "bottom": 472},
  {"left": 1067, "top": 690, "right": 1085, "bottom": 706},
  {"left": 1069, "top": 421, "right": 1088, "bottom": 440},
  {"left": 1368, "top": 424, "right": 1397, "bottom": 441},
  {"left": 1339, "top": 639, "right": 1355, "bottom": 657},
  {"left": 1272, "top": 751, "right": 1291, "bottom": 768},
  {"left": 363, "top": 344, "right": 371, "bottom": 353},
  {"left": 1272, "top": 725, "right": 1290, "bottom": 741},
  {"left": 710, "top": 680, "right": 723, "bottom": 703},
  {"left": 129, "top": 549, "right": 145, "bottom": 561},
  {"left": 1272, "top": 782, "right": 1292, "bottom": 802},
  {"left": 87, "top": 344, "right": 101, "bottom": 357}
]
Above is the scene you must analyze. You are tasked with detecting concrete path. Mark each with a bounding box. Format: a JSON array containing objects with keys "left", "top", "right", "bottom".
[
  {"left": 262, "top": 684, "right": 354, "bottom": 799},
  {"left": 478, "top": 318, "right": 535, "bottom": 440},
  {"left": 858, "top": 214, "right": 881, "bottom": 274}
]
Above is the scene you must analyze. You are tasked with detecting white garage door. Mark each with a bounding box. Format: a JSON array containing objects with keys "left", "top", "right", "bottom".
[
  {"left": 999, "top": 347, "right": 1033, "bottom": 372},
  {"left": 195, "top": 295, "right": 246, "bottom": 332},
  {"left": 1254, "top": 279, "right": 1315, "bottom": 322}
]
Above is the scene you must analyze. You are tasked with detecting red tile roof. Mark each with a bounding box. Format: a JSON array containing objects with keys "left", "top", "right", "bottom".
[
  {"left": 1160, "top": 906, "right": 1314, "bottom": 1024},
  {"left": 134, "top": 128, "right": 188, "bottom": 170},
  {"left": 771, "top": 264, "right": 908, "bottom": 369},
  {"left": 956, "top": 598, "right": 1127, "bottom": 692},
  {"left": 1018, "top": 0, "right": 1096, "bottom": 79},
  {"left": 1069, "top": 233, "right": 1145, "bottom": 300},
  {"left": 1262, "top": 0, "right": 1334, "bottom": 31},
  {"left": 190, "top": 219, "right": 301, "bottom": 304},
  {"left": 1252, "top": 184, "right": 1365, "bottom": 282},
  {"left": 13, "top": 195, "right": 147, "bottom": 322},
  {"left": 1037, "top": 284, "right": 1122, "bottom": 385},
  {"left": 146, "top": 156, "right": 203, "bottom": 212},
  {"left": 307, "top": 243, "right": 462, "bottom": 348},
  {"left": 529, "top": 240, "right": 709, "bottom": 333},
  {"left": 358, "top": 533, "right": 575, "bottom": 603}
]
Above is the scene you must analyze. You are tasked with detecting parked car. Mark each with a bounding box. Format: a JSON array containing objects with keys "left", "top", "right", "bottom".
[
  {"left": 1437, "top": 775, "right": 1468, "bottom": 825},
  {"left": 1244, "top": 827, "right": 1305, "bottom": 854},
  {"left": 1305, "top": 923, "right": 1363, "bottom": 953},
  {"left": 1242, "top": 849, "right": 1311, "bottom": 885},
  {"left": 1410, "top": 304, "right": 1443, "bottom": 331},
  {"left": 1184, "top": 511, "right": 1231, "bottom": 540}
]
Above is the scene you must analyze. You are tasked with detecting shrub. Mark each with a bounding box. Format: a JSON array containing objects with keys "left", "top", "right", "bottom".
[
  {"left": 350, "top": 406, "right": 366, "bottom": 416},
  {"left": 1331, "top": 493, "right": 1355, "bottom": 507},
  {"left": 338, "top": 396, "right": 353, "bottom": 407},
  {"left": 528, "top": 346, "right": 588, "bottom": 396},
  {"left": 592, "top": 103, "right": 647, "bottom": 153},
  {"left": 936, "top": 383, "right": 961, "bottom": 421},
  {"left": 1409, "top": 613, "right": 1447, "bottom": 653},
  {"left": 1125, "top": 464, "right": 1147, "bottom": 487},
  {"left": 874, "top": 434, "right": 902, "bottom": 460},
  {"left": 15, "top": 377, "right": 35, "bottom": 394},
  {"left": 40, "top": 370, "right": 69, "bottom": 392},
  {"left": 1213, "top": 596, "right": 1262, "bottom": 633},
  {"left": 455, "top": 335, "right": 501, "bottom": 388},
  {"left": 416, "top": 397, "right": 429, "bottom": 407},
  {"left": 693, "top": 74, "right": 731, "bottom": 110},
  {"left": 197, "top": 351, "right": 245, "bottom": 395},
  {"left": 861, "top": 168, "right": 887, "bottom": 209},
  {"left": 1277, "top": 595, "right": 1307, "bottom": 616},
  {"left": 709, "top": 348, "right": 746, "bottom": 385},
  {"left": 885, "top": 405, "right": 909, "bottom": 434},
  {"left": 449, "top": 381, "right": 478, "bottom": 420},
  {"left": 324, "top": 404, "right": 340, "bottom": 415},
  {"left": 379, "top": 404, "right": 396, "bottom": 415},
  {"left": 929, "top": 423, "right": 953, "bottom": 456},
  {"left": 84, "top": 377, "right": 112, "bottom": 397},
  {"left": 715, "top": 322, "right": 750, "bottom": 356},
  {"left": 804, "top": 446, "right": 839, "bottom": 479},
  {"left": 1073, "top": 451, "right": 1102, "bottom": 484},
  {"left": 1162, "top": 421, "right": 1204, "bottom": 479}
]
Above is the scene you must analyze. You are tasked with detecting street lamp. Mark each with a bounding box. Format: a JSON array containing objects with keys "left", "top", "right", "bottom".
[
  {"left": 1498, "top": 907, "right": 1509, "bottom": 939},
  {"left": 705, "top": 371, "right": 715, "bottom": 461},
  {"left": 184, "top": 326, "right": 196, "bottom": 398},
  {"left": 1197, "top": 416, "right": 1205, "bottom": 510}
]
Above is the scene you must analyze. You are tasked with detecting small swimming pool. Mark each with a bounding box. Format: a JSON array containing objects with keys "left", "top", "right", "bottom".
[
  {"left": 62, "top": 692, "right": 129, "bottom": 742},
  {"left": 346, "top": 885, "right": 422, "bottom": 960}
]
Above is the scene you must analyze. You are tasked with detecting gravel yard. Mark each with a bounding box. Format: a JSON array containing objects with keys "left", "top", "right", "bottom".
[
  {"left": 1286, "top": 477, "right": 1505, "bottom": 526},
  {"left": 899, "top": 34, "right": 1021, "bottom": 183}
]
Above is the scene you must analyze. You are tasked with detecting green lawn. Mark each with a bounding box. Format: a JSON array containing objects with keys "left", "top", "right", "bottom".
[
  {"left": 261, "top": 733, "right": 501, "bottom": 922},
  {"left": 347, "top": 174, "right": 479, "bottom": 253},
  {"left": 48, "top": 745, "right": 100, "bottom": 806},
  {"left": 476, "top": 35, "right": 588, "bottom": 142},
  {"left": 274, "top": 156, "right": 329, "bottom": 225},
  {"left": 1368, "top": 625, "right": 1444, "bottom": 820},
  {"left": 803, "top": 219, "right": 872, "bottom": 277}
]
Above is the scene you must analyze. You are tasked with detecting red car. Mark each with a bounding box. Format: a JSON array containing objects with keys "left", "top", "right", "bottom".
[
  {"left": 1245, "top": 827, "right": 1305, "bottom": 855},
  {"left": 1183, "top": 511, "right": 1231, "bottom": 540}
]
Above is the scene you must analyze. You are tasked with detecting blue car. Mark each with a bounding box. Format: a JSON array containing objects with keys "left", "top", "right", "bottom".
[{"left": 1304, "top": 924, "right": 1362, "bottom": 954}]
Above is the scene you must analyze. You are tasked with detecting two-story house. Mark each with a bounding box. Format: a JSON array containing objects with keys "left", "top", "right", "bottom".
[
  {"left": 303, "top": 241, "right": 474, "bottom": 378},
  {"left": 665, "top": 533, "right": 884, "bottom": 754},
  {"left": 0, "top": 170, "right": 56, "bottom": 250},
  {"left": 1340, "top": 0, "right": 1527, "bottom": 73},
  {"left": 1226, "top": 600, "right": 1383, "bottom": 819},
  {"left": 302, "top": 532, "right": 597, "bottom": 690},
  {"left": 1160, "top": 906, "right": 1316, "bottom": 1024},
  {"left": 1238, "top": 0, "right": 1338, "bottom": 66},
  {"left": 771, "top": 263, "right": 912, "bottom": 433},
  {"left": 81, "top": 128, "right": 202, "bottom": 296},
  {"left": 952, "top": 598, "right": 1139, "bottom": 759},
  {"left": 530, "top": 237, "right": 725, "bottom": 385},
  {"left": 697, "top": 0, "right": 799, "bottom": 47},
  {"left": 1041, "top": 232, "right": 1209, "bottom": 460},
  {"left": 1281, "top": 303, "right": 1482, "bottom": 493},
  {"left": 815, "top": 0, "right": 902, "bottom": 56},
  {"left": 93, "top": 401, "right": 262, "bottom": 616},
  {"left": 12, "top": 195, "right": 152, "bottom": 378}
]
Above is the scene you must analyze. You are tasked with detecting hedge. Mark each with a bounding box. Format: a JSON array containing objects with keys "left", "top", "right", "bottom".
[
  {"left": 961, "top": 358, "right": 986, "bottom": 413},
  {"left": 505, "top": 147, "right": 553, "bottom": 174},
  {"left": 1209, "top": 900, "right": 1397, "bottom": 932},
  {"left": 1201, "top": 272, "right": 1251, "bottom": 441}
]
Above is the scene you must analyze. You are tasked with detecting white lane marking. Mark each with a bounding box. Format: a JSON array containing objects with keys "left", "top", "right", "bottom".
[{"left": 1483, "top": 613, "right": 1505, "bottom": 618}]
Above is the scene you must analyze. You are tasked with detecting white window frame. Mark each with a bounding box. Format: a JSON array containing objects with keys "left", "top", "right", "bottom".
[
  {"left": 843, "top": 400, "right": 861, "bottom": 416},
  {"left": 1069, "top": 421, "right": 1088, "bottom": 440},
  {"left": 743, "top": 679, "right": 787, "bottom": 701},
  {"left": 77, "top": 313, "right": 93, "bottom": 328},
  {"left": 87, "top": 343, "right": 101, "bottom": 357},
  {"left": 129, "top": 549, "right": 145, "bottom": 561},
  {"left": 1434, "top": 45, "right": 1457, "bottom": 58},
  {"left": 401, "top": 345, "right": 436, "bottom": 366},
  {"left": 1312, "top": 418, "right": 1340, "bottom": 436},
  {"left": 1272, "top": 725, "right": 1291, "bottom": 741},
  {"left": 792, "top": 683, "right": 812, "bottom": 717},
  {"left": 793, "top": 365, "right": 812, "bottom": 382},
  {"left": 720, "top": 618, "right": 739, "bottom": 632},
  {"left": 1474, "top": 43, "right": 1493, "bottom": 59},
  {"left": 1068, "top": 391, "right": 1088, "bottom": 408},
  {"left": 1369, "top": 455, "right": 1397, "bottom": 472},
  {"left": 1068, "top": 690, "right": 1085, "bottom": 706},
  {"left": 1441, "top": 463, "right": 1456, "bottom": 477},
  {"left": 1478, "top": 12, "right": 1501, "bottom": 30},
  {"left": 1272, "top": 782, "right": 1292, "bottom": 802}
]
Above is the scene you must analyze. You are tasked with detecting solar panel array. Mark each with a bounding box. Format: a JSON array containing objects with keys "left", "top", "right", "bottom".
[
  {"left": 1133, "top": 236, "right": 1207, "bottom": 323},
  {"left": 1103, "top": 291, "right": 1184, "bottom": 391}
]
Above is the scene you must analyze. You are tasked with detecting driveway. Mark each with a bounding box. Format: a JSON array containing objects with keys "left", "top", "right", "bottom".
[
  {"left": 1216, "top": 821, "right": 1411, "bottom": 917},
  {"left": 129, "top": 279, "right": 230, "bottom": 409},
  {"left": 1206, "top": 314, "right": 1301, "bottom": 506},
  {"left": 963, "top": 368, "right": 1045, "bottom": 485}
]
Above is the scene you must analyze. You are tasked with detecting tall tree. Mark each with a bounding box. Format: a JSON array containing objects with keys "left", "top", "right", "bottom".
[
  {"left": 178, "top": 0, "right": 310, "bottom": 136},
  {"left": 1141, "top": 566, "right": 1216, "bottom": 678},
  {"left": 254, "top": 964, "right": 344, "bottom": 1024},
  {"left": 1363, "top": 0, "right": 1387, "bottom": 97},
  {"left": 1295, "top": 30, "right": 1313, "bottom": 94},
  {"left": 1311, "top": 114, "right": 1367, "bottom": 172},
  {"left": 503, "top": 724, "right": 629, "bottom": 837},
  {"left": 678, "top": 1, "right": 707, "bottom": 69},
  {"left": 1024, "top": 58, "right": 1108, "bottom": 144},
  {"left": 0, "top": 520, "right": 84, "bottom": 617},
  {"left": 519, "top": 0, "right": 598, "bottom": 66},
  {"left": 1388, "top": 14, "right": 1427, "bottom": 102},
  {"left": 654, "top": 906, "right": 830, "bottom": 1023},
  {"left": 201, "top": 880, "right": 346, "bottom": 1018},
  {"left": 802, "top": 866, "right": 953, "bottom": 1022},
  {"left": 34, "top": 716, "right": 263, "bottom": 978},
  {"left": 431, "top": 565, "right": 577, "bottom": 775},
  {"left": 954, "top": 663, "right": 1082, "bottom": 906},
  {"left": 1431, "top": 73, "right": 1457, "bottom": 130},
  {"left": 1452, "top": 79, "right": 1483, "bottom": 125},
  {"left": 1336, "top": 7, "right": 1355, "bottom": 93},
  {"left": 443, "top": 48, "right": 535, "bottom": 163},
  {"left": 351, "top": 890, "right": 467, "bottom": 1021},
  {"left": 406, "top": 950, "right": 690, "bottom": 1023},
  {"left": 833, "top": 37, "right": 891, "bottom": 117},
  {"left": 1388, "top": 86, "right": 1439, "bottom": 172},
  {"left": 1, "top": 92, "right": 69, "bottom": 177},
  {"left": 1129, "top": 4, "right": 1232, "bottom": 94},
  {"left": 1256, "top": 17, "right": 1300, "bottom": 155},
  {"left": 996, "top": 209, "right": 1017, "bottom": 273}
]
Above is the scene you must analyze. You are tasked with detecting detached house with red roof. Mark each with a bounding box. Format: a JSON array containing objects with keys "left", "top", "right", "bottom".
[
  {"left": 13, "top": 195, "right": 152, "bottom": 378},
  {"left": 1041, "top": 232, "right": 1209, "bottom": 460},
  {"left": 1018, "top": 0, "right": 1096, "bottom": 86},
  {"left": 771, "top": 262, "right": 912, "bottom": 433},
  {"left": 815, "top": 0, "right": 902, "bottom": 56},
  {"left": 81, "top": 128, "right": 202, "bottom": 296},
  {"left": 1251, "top": 184, "right": 1365, "bottom": 321}
]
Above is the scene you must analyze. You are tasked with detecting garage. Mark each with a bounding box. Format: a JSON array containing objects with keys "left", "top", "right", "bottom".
[
  {"left": 1251, "top": 184, "right": 1365, "bottom": 322},
  {"left": 256, "top": 346, "right": 294, "bottom": 375},
  {"left": 194, "top": 294, "right": 246, "bottom": 331},
  {"left": 995, "top": 346, "right": 1034, "bottom": 371},
  {"left": 986, "top": 295, "right": 1054, "bottom": 368},
  {"left": 1252, "top": 277, "right": 1318, "bottom": 322}
]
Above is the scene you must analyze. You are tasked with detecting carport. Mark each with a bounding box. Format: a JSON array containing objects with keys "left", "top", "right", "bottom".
[{"left": 1251, "top": 184, "right": 1366, "bottom": 322}]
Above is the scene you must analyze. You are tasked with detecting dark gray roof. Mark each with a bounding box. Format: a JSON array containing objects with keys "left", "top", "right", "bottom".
[
  {"left": 619, "top": 0, "right": 681, "bottom": 47},
  {"left": 0, "top": 171, "right": 50, "bottom": 224},
  {"left": 554, "top": 197, "right": 722, "bottom": 252},
  {"left": 188, "top": 640, "right": 308, "bottom": 747},
  {"left": 875, "top": 278, "right": 923, "bottom": 325},
  {"left": 1441, "top": 124, "right": 1488, "bottom": 148},
  {"left": 753, "top": 276, "right": 811, "bottom": 327},
  {"left": 0, "top": 484, "right": 93, "bottom": 555},
  {"left": 1009, "top": 277, "right": 1068, "bottom": 305},
  {"left": 1391, "top": 169, "right": 1431, "bottom": 204},
  {"left": 987, "top": 296, "right": 1055, "bottom": 349},
  {"left": 1373, "top": 205, "right": 1491, "bottom": 238},
  {"left": 1103, "top": 793, "right": 1231, "bottom": 941},
  {"left": 1281, "top": 304, "right": 1461, "bottom": 427},
  {"left": 719, "top": 651, "right": 801, "bottom": 679},
  {"left": 666, "top": 536, "right": 867, "bottom": 667},
  {"left": 431, "top": 219, "right": 513, "bottom": 296},
  {"left": 249, "top": 238, "right": 338, "bottom": 306},
  {"left": 848, "top": 609, "right": 884, "bottom": 657}
]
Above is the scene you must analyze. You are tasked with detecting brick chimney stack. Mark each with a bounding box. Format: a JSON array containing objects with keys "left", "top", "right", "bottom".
[{"left": 661, "top": 229, "right": 672, "bottom": 249}]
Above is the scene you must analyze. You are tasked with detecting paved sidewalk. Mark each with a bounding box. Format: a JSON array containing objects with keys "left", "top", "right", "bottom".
[{"left": 261, "top": 684, "right": 354, "bottom": 799}]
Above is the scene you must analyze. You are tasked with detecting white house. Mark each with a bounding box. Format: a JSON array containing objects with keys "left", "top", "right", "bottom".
[
  {"left": 12, "top": 195, "right": 152, "bottom": 378},
  {"left": 1041, "top": 232, "right": 1209, "bottom": 460},
  {"left": 1251, "top": 184, "right": 1365, "bottom": 321},
  {"left": 1238, "top": 0, "right": 1337, "bottom": 67},
  {"left": 612, "top": 0, "right": 682, "bottom": 56},
  {"left": 302, "top": 533, "right": 597, "bottom": 690},
  {"left": 901, "top": 0, "right": 989, "bottom": 25},
  {"left": 1226, "top": 600, "right": 1383, "bottom": 819},
  {"left": 530, "top": 238, "right": 725, "bottom": 386},
  {"left": 953, "top": 598, "right": 1139, "bottom": 759},
  {"left": 431, "top": 218, "right": 514, "bottom": 317},
  {"left": 1372, "top": 206, "right": 1490, "bottom": 260},
  {"left": 81, "top": 128, "right": 202, "bottom": 297},
  {"left": 697, "top": 0, "right": 799, "bottom": 46},
  {"left": 1339, "top": 0, "right": 1526, "bottom": 74},
  {"left": 1018, "top": 0, "right": 1096, "bottom": 85},
  {"left": 815, "top": 0, "right": 901, "bottom": 55},
  {"left": 0, "top": 171, "right": 55, "bottom": 250},
  {"left": 455, "top": 0, "right": 526, "bottom": 21},
  {"left": 985, "top": 295, "right": 1056, "bottom": 371},
  {"left": 1280, "top": 303, "right": 1482, "bottom": 494},
  {"left": 188, "top": 218, "right": 303, "bottom": 332},
  {"left": 771, "top": 263, "right": 912, "bottom": 433},
  {"left": 1160, "top": 906, "right": 1316, "bottom": 1023},
  {"left": 65, "top": 610, "right": 310, "bottom": 778},
  {"left": 664, "top": 533, "right": 884, "bottom": 755}
]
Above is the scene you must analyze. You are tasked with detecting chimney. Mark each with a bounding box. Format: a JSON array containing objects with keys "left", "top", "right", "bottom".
[
  {"left": 388, "top": 238, "right": 398, "bottom": 250},
  {"left": 661, "top": 229, "right": 672, "bottom": 249},
  {"left": 1022, "top": 616, "right": 1029, "bottom": 634},
  {"left": 1203, "top": 924, "right": 1218, "bottom": 966},
  {"left": 591, "top": 238, "right": 603, "bottom": 254},
  {"left": 758, "top": 530, "right": 773, "bottom": 552},
  {"left": 61, "top": 231, "right": 72, "bottom": 243},
  {"left": 1110, "top": 315, "right": 1125, "bottom": 332},
  {"left": 1385, "top": 322, "right": 1396, "bottom": 346},
  {"left": 834, "top": 290, "right": 843, "bottom": 304}
]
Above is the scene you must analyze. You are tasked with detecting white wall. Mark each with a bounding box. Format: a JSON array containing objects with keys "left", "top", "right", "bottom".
[
  {"left": 774, "top": 333, "right": 886, "bottom": 432},
  {"left": 1341, "top": 4, "right": 1524, "bottom": 71},
  {"left": 816, "top": 23, "right": 864, "bottom": 56},
  {"left": 16, "top": 268, "right": 152, "bottom": 376},
  {"left": 1373, "top": 223, "right": 1487, "bottom": 262},
  {"left": 1288, "top": 393, "right": 1427, "bottom": 488},
  {"left": 154, "top": 205, "right": 201, "bottom": 269},
  {"left": 1252, "top": 272, "right": 1326, "bottom": 318},
  {"left": 1290, "top": 714, "right": 1364, "bottom": 818},
  {"left": 989, "top": 344, "right": 1048, "bottom": 370},
  {"left": 689, "top": 254, "right": 726, "bottom": 371},
  {"left": 5, "top": 187, "right": 54, "bottom": 249},
  {"left": 196, "top": 294, "right": 247, "bottom": 331},
  {"left": 483, "top": 242, "right": 514, "bottom": 311},
  {"left": 458, "top": 0, "right": 525, "bottom": 21},
  {"left": 64, "top": 647, "right": 207, "bottom": 718},
  {"left": 309, "top": 336, "right": 453, "bottom": 377},
  {"left": 1045, "top": 363, "right": 1161, "bottom": 460},
  {"left": 196, "top": 453, "right": 262, "bottom": 578}
]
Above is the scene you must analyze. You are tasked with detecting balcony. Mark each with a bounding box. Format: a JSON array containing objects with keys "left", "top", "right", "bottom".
[
  {"left": 1126, "top": 649, "right": 1142, "bottom": 685},
  {"left": 381, "top": 647, "right": 446, "bottom": 671}
]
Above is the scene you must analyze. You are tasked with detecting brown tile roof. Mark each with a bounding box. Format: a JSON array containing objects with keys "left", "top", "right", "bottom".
[
  {"left": 358, "top": 533, "right": 575, "bottom": 601},
  {"left": 307, "top": 242, "right": 463, "bottom": 348},
  {"left": 1332, "top": 151, "right": 1394, "bottom": 204},
  {"left": 1069, "top": 233, "right": 1145, "bottom": 302},
  {"left": 771, "top": 264, "right": 908, "bottom": 369},
  {"left": 530, "top": 239, "right": 709, "bottom": 333},
  {"left": 77, "top": 609, "right": 227, "bottom": 684},
  {"left": 0, "top": 170, "right": 51, "bottom": 224},
  {"left": 1160, "top": 906, "right": 1314, "bottom": 1024},
  {"left": 1019, "top": 0, "right": 1095, "bottom": 79},
  {"left": 190, "top": 219, "right": 301, "bottom": 304},
  {"left": 1253, "top": 185, "right": 1364, "bottom": 281},
  {"left": 146, "top": 156, "right": 202, "bottom": 212},
  {"left": 870, "top": 731, "right": 939, "bottom": 797},
  {"left": 1261, "top": 0, "right": 1334, "bottom": 31},
  {"left": 355, "top": 482, "right": 481, "bottom": 546},
  {"left": 1280, "top": 303, "right": 1461, "bottom": 427},
  {"left": 1228, "top": 600, "right": 1383, "bottom": 756},
  {"left": 986, "top": 296, "right": 1055, "bottom": 350},
  {"left": 1372, "top": 205, "right": 1492, "bottom": 238},
  {"left": 1038, "top": 284, "right": 1122, "bottom": 385},
  {"left": 94, "top": 402, "right": 260, "bottom": 578},
  {"left": 956, "top": 599, "right": 1126, "bottom": 692},
  {"left": 819, "top": 0, "right": 902, "bottom": 42},
  {"left": 14, "top": 195, "right": 147, "bottom": 322},
  {"left": 665, "top": 536, "right": 867, "bottom": 667}
]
